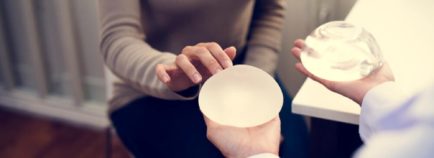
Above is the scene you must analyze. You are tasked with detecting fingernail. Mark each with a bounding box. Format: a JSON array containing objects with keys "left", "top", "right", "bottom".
[
  {"left": 193, "top": 73, "right": 202, "bottom": 83},
  {"left": 163, "top": 75, "right": 170, "bottom": 83},
  {"left": 225, "top": 61, "right": 233, "bottom": 68}
]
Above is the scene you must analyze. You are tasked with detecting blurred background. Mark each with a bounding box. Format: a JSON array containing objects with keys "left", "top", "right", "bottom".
[{"left": 0, "top": 0, "right": 356, "bottom": 157}]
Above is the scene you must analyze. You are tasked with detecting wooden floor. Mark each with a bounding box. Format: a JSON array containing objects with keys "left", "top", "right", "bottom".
[{"left": 0, "top": 107, "right": 130, "bottom": 158}]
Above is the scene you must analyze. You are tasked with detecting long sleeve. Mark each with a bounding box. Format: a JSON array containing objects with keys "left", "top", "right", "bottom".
[
  {"left": 355, "top": 82, "right": 434, "bottom": 157},
  {"left": 244, "top": 0, "right": 287, "bottom": 75},
  {"left": 99, "top": 0, "right": 195, "bottom": 100}
]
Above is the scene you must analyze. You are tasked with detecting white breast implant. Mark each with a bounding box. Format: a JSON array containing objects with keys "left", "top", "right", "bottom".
[
  {"left": 301, "top": 21, "right": 384, "bottom": 81},
  {"left": 199, "top": 65, "right": 283, "bottom": 128}
]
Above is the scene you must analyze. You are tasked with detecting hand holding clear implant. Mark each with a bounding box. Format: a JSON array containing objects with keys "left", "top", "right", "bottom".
[{"left": 292, "top": 39, "right": 394, "bottom": 104}]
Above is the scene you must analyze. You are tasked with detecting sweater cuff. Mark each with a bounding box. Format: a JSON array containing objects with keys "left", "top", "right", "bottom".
[
  {"left": 359, "top": 81, "right": 406, "bottom": 141},
  {"left": 175, "top": 85, "right": 201, "bottom": 98},
  {"left": 162, "top": 85, "right": 200, "bottom": 101}
]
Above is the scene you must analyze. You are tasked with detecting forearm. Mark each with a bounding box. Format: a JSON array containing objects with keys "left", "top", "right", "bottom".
[
  {"left": 356, "top": 83, "right": 434, "bottom": 157},
  {"left": 245, "top": 46, "right": 279, "bottom": 75},
  {"left": 245, "top": 0, "right": 287, "bottom": 75},
  {"left": 99, "top": 0, "right": 197, "bottom": 100},
  {"left": 359, "top": 82, "right": 409, "bottom": 141}
]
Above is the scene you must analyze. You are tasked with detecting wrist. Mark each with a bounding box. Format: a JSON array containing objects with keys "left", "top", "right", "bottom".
[
  {"left": 355, "top": 63, "right": 395, "bottom": 105},
  {"left": 355, "top": 80, "right": 393, "bottom": 105}
]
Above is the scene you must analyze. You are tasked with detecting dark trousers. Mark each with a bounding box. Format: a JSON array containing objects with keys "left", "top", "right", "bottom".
[{"left": 110, "top": 79, "right": 308, "bottom": 158}]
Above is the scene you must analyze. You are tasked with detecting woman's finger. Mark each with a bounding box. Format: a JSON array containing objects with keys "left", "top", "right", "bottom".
[
  {"left": 294, "top": 39, "right": 305, "bottom": 49},
  {"left": 224, "top": 46, "right": 237, "bottom": 60},
  {"left": 175, "top": 54, "right": 202, "bottom": 83},
  {"left": 200, "top": 42, "right": 233, "bottom": 69},
  {"left": 291, "top": 47, "right": 302, "bottom": 61},
  {"left": 185, "top": 46, "right": 223, "bottom": 75},
  {"left": 156, "top": 64, "right": 171, "bottom": 83}
]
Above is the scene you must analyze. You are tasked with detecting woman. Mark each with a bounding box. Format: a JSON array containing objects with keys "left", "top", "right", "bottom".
[{"left": 99, "top": 0, "right": 307, "bottom": 157}]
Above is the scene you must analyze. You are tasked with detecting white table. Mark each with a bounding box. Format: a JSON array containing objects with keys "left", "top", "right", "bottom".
[{"left": 292, "top": 0, "right": 434, "bottom": 125}]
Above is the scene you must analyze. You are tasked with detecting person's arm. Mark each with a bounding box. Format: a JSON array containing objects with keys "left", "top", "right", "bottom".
[
  {"left": 245, "top": 0, "right": 287, "bottom": 74},
  {"left": 99, "top": 0, "right": 236, "bottom": 99},
  {"left": 354, "top": 83, "right": 434, "bottom": 158},
  {"left": 291, "top": 39, "right": 434, "bottom": 157},
  {"left": 99, "top": 0, "right": 187, "bottom": 99},
  {"left": 358, "top": 82, "right": 409, "bottom": 141}
]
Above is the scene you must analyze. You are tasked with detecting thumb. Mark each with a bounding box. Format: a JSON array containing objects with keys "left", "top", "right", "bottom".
[
  {"left": 224, "top": 46, "right": 237, "bottom": 60},
  {"left": 203, "top": 115, "right": 219, "bottom": 129}
]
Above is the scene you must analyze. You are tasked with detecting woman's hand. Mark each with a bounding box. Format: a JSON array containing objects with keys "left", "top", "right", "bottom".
[
  {"left": 156, "top": 42, "right": 236, "bottom": 92},
  {"left": 291, "top": 39, "right": 395, "bottom": 105}
]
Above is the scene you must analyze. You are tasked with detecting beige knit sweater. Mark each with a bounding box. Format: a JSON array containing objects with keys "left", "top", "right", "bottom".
[{"left": 99, "top": 0, "right": 287, "bottom": 112}]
